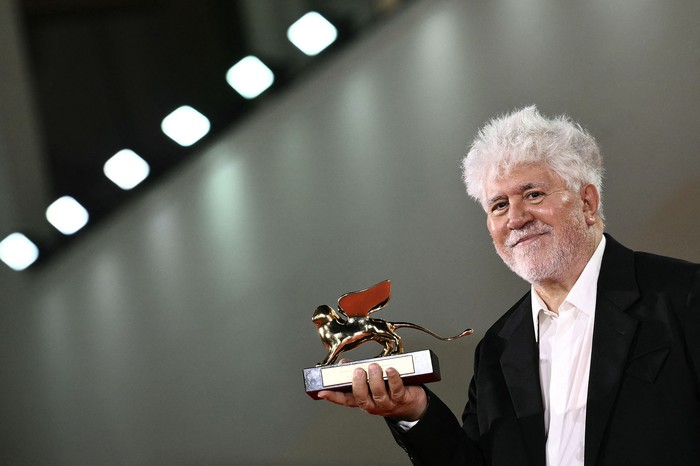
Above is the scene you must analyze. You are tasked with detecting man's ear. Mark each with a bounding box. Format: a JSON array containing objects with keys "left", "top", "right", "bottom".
[{"left": 580, "top": 184, "right": 600, "bottom": 225}]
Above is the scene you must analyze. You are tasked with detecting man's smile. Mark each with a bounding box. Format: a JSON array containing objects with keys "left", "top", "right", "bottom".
[{"left": 505, "top": 229, "right": 550, "bottom": 248}]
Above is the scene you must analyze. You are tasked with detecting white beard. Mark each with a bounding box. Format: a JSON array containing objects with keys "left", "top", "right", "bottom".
[{"left": 495, "top": 211, "right": 592, "bottom": 285}]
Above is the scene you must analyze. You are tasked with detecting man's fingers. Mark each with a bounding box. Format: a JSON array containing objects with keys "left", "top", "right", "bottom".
[
  {"left": 351, "top": 367, "right": 372, "bottom": 410},
  {"left": 320, "top": 364, "right": 427, "bottom": 420},
  {"left": 385, "top": 367, "right": 406, "bottom": 400},
  {"left": 367, "top": 364, "right": 391, "bottom": 404},
  {"left": 317, "top": 390, "right": 357, "bottom": 407},
  {"left": 354, "top": 364, "right": 393, "bottom": 414}
]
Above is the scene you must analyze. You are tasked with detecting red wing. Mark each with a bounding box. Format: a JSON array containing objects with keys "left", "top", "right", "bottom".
[{"left": 338, "top": 280, "right": 391, "bottom": 317}]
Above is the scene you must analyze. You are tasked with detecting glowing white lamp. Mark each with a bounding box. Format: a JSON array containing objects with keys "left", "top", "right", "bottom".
[
  {"left": 0, "top": 233, "right": 39, "bottom": 271},
  {"left": 161, "top": 105, "right": 211, "bottom": 147},
  {"left": 46, "top": 196, "right": 89, "bottom": 235},
  {"left": 226, "top": 56, "right": 274, "bottom": 99},
  {"left": 104, "top": 149, "right": 150, "bottom": 190},
  {"left": 287, "top": 12, "right": 338, "bottom": 56}
]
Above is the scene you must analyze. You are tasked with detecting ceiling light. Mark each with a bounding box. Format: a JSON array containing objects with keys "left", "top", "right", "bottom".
[
  {"left": 0, "top": 233, "right": 39, "bottom": 271},
  {"left": 287, "top": 12, "right": 338, "bottom": 56},
  {"left": 104, "top": 149, "right": 150, "bottom": 190},
  {"left": 161, "top": 105, "right": 211, "bottom": 147},
  {"left": 225, "top": 56, "right": 275, "bottom": 99},
  {"left": 46, "top": 196, "right": 89, "bottom": 235}
]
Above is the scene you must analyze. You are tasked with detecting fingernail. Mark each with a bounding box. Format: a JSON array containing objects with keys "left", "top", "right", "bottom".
[
  {"left": 354, "top": 368, "right": 364, "bottom": 380},
  {"left": 369, "top": 364, "right": 380, "bottom": 375}
]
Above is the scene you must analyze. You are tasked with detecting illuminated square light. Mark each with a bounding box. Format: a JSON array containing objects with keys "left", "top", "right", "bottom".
[
  {"left": 287, "top": 12, "right": 338, "bottom": 56},
  {"left": 0, "top": 232, "right": 39, "bottom": 271},
  {"left": 46, "top": 196, "right": 89, "bottom": 235},
  {"left": 225, "top": 56, "right": 275, "bottom": 99},
  {"left": 161, "top": 105, "right": 211, "bottom": 147},
  {"left": 104, "top": 149, "right": 150, "bottom": 190}
]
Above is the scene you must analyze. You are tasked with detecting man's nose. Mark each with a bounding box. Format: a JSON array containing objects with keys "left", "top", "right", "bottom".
[{"left": 506, "top": 200, "right": 533, "bottom": 230}]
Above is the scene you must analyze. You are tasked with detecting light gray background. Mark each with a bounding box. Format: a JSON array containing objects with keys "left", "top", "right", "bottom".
[{"left": 1, "top": 0, "right": 699, "bottom": 464}]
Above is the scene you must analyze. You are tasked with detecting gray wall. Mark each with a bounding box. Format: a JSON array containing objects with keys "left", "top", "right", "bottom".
[{"left": 1, "top": 0, "right": 699, "bottom": 464}]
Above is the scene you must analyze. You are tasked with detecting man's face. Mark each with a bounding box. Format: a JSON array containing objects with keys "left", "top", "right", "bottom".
[{"left": 484, "top": 162, "right": 594, "bottom": 285}]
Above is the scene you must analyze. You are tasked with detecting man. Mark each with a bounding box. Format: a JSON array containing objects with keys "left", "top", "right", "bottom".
[{"left": 319, "top": 106, "right": 700, "bottom": 465}]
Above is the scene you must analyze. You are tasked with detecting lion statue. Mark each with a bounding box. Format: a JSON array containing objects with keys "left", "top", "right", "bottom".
[{"left": 313, "top": 280, "right": 473, "bottom": 366}]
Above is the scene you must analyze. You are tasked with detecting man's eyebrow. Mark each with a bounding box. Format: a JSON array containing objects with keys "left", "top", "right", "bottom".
[
  {"left": 486, "top": 194, "right": 507, "bottom": 206},
  {"left": 486, "top": 182, "right": 548, "bottom": 205}
]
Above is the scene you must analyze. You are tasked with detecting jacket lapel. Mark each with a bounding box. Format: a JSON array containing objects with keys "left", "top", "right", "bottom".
[
  {"left": 584, "top": 235, "right": 640, "bottom": 466},
  {"left": 499, "top": 296, "right": 547, "bottom": 466}
]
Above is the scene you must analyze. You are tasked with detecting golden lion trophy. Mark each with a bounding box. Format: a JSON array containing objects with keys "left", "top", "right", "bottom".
[{"left": 303, "top": 279, "right": 473, "bottom": 399}]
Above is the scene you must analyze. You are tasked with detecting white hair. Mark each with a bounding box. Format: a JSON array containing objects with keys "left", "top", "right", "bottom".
[{"left": 461, "top": 105, "right": 604, "bottom": 218}]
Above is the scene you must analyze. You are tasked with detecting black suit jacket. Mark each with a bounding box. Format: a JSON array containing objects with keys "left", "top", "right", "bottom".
[{"left": 390, "top": 235, "right": 700, "bottom": 465}]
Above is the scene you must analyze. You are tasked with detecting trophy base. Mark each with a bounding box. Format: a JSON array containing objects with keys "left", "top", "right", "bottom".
[{"left": 303, "top": 349, "right": 441, "bottom": 400}]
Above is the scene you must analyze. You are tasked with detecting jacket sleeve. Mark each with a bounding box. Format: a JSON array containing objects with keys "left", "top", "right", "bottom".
[
  {"left": 387, "top": 386, "right": 485, "bottom": 466},
  {"left": 683, "top": 265, "right": 700, "bottom": 394}
]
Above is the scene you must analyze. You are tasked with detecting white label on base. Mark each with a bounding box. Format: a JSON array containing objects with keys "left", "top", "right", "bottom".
[{"left": 320, "top": 354, "right": 416, "bottom": 387}]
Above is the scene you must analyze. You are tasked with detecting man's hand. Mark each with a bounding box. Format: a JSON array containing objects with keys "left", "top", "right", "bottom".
[{"left": 317, "top": 363, "right": 428, "bottom": 421}]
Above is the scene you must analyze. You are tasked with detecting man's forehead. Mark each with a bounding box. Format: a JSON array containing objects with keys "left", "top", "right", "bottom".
[{"left": 485, "top": 163, "right": 561, "bottom": 194}]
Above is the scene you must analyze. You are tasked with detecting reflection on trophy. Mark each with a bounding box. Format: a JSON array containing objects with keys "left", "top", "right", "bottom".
[{"left": 303, "top": 280, "right": 473, "bottom": 399}]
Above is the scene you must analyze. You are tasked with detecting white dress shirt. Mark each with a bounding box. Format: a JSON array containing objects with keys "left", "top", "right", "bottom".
[{"left": 531, "top": 235, "right": 606, "bottom": 466}]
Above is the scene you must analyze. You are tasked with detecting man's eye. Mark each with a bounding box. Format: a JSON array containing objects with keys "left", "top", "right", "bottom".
[
  {"left": 491, "top": 202, "right": 508, "bottom": 212},
  {"left": 525, "top": 191, "right": 545, "bottom": 201}
]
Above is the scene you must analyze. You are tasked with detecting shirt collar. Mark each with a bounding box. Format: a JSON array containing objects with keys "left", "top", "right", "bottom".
[{"left": 531, "top": 235, "right": 606, "bottom": 335}]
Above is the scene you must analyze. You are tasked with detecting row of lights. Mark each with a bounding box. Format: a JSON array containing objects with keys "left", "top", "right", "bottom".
[{"left": 0, "top": 11, "right": 338, "bottom": 272}]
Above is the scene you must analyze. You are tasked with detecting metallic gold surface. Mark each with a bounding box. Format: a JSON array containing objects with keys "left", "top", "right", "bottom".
[{"left": 312, "top": 280, "right": 473, "bottom": 366}]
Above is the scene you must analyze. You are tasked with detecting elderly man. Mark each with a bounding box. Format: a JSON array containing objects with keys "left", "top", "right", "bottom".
[{"left": 319, "top": 106, "right": 700, "bottom": 465}]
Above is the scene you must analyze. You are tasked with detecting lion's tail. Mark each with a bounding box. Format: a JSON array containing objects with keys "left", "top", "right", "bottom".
[{"left": 390, "top": 322, "right": 474, "bottom": 341}]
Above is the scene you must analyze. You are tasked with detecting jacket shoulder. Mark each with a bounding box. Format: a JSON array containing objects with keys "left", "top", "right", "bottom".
[{"left": 479, "top": 292, "right": 531, "bottom": 345}]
